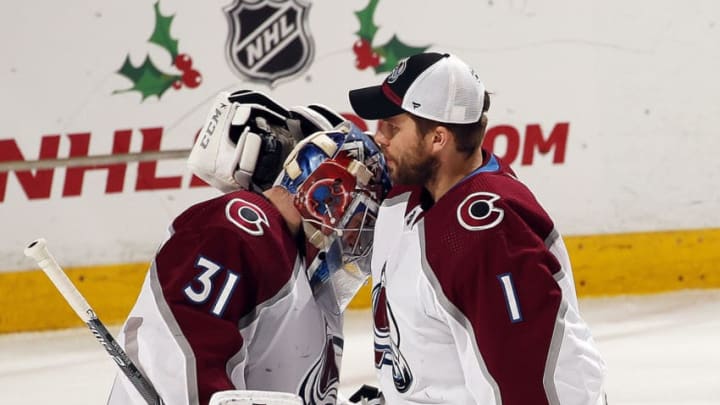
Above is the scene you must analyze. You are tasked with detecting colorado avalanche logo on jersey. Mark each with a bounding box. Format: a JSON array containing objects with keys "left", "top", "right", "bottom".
[
  {"left": 298, "top": 327, "right": 343, "bottom": 404},
  {"left": 372, "top": 266, "right": 413, "bottom": 393},
  {"left": 225, "top": 198, "right": 269, "bottom": 236},
  {"left": 457, "top": 192, "right": 504, "bottom": 231}
]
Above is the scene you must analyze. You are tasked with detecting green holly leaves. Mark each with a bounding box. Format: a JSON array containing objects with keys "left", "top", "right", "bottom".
[
  {"left": 114, "top": 2, "right": 200, "bottom": 101},
  {"left": 353, "top": 0, "right": 430, "bottom": 73},
  {"left": 355, "top": 0, "right": 380, "bottom": 41},
  {"left": 148, "top": 2, "right": 179, "bottom": 59}
]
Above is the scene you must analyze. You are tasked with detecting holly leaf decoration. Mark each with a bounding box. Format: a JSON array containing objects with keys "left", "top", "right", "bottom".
[
  {"left": 353, "top": 0, "right": 430, "bottom": 72},
  {"left": 114, "top": 55, "right": 180, "bottom": 100},
  {"left": 148, "top": 1, "right": 179, "bottom": 59},
  {"left": 373, "top": 35, "right": 430, "bottom": 73},
  {"left": 354, "top": 0, "right": 379, "bottom": 41}
]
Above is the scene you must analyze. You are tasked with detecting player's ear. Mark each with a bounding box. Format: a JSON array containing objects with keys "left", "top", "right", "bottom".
[{"left": 430, "top": 125, "right": 450, "bottom": 152}]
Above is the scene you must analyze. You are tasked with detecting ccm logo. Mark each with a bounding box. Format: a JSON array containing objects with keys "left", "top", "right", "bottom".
[{"left": 200, "top": 102, "right": 228, "bottom": 148}]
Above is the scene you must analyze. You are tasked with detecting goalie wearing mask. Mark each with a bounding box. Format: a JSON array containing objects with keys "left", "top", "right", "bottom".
[{"left": 107, "top": 90, "right": 391, "bottom": 405}]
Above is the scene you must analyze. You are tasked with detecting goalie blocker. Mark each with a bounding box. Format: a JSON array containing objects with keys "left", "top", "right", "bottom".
[{"left": 189, "top": 89, "right": 345, "bottom": 192}]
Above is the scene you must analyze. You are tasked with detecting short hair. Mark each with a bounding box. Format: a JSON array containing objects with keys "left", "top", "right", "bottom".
[{"left": 410, "top": 91, "right": 491, "bottom": 155}]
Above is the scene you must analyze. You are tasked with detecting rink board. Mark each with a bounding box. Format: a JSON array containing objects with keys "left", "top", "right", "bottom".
[
  {"left": 2, "top": 228, "right": 719, "bottom": 333},
  {"left": 2, "top": 2, "right": 719, "bottom": 333}
]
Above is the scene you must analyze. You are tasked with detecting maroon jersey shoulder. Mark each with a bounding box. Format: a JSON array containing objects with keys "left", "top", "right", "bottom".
[
  {"left": 149, "top": 191, "right": 302, "bottom": 402},
  {"left": 383, "top": 184, "right": 425, "bottom": 219},
  {"left": 172, "top": 190, "right": 286, "bottom": 240},
  {"left": 426, "top": 165, "right": 555, "bottom": 256},
  {"left": 421, "top": 163, "right": 563, "bottom": 315},
  {"left": 157, "top": 190, "right": 298, "bottom": 321},
  {"left": 385, "top": 184, "right": 418, "bottom": 199},
  {"left": 384, "top": 184, "right": 423, "bottom": 207},
  {"left": 478, "top": 158, "right": 556, "bottom": 237},
  {"left": 421, "top": 163, "right": 566, "bottom": 403}
]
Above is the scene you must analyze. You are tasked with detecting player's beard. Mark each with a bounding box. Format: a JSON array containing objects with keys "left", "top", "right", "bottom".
[{"left": 390, "top": 139, "right": 438, "bottom": 186}]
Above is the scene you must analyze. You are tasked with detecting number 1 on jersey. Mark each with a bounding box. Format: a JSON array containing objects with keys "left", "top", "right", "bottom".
[{"left": 497, "top": 273, "right": 523, "bottom": 323}]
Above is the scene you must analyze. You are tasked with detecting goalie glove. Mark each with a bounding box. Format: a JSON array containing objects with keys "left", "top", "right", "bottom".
[
  {"left": 209, "top": 390, "right": 303, "bottom": 405},
  {"left": 188, "top": 89, "right": 344, "bottom": 192}
]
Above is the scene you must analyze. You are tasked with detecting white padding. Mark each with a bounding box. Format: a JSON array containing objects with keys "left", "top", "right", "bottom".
[
  {"left": 311, "top": 133, "right": 339, "bottom": 157},
  {"left": 303, "top": 222, "right": 329, "bottom": 250},
  {"left": 188, "top": 92, "right": 242, "bottom": 192},
  {"left": 209, "top": 390, "right": 303, "bottom": 405},
  {"left": 188, "top": 91, "right": 274, "bottom": 192},
  {"left": 347, "top": 160, "right": 372, "bottom": 186},
  {"left": 285, "top": 159, "right": 302, "bottom": 180},
  {"left": 232, "top": 130, "right": 262, "bottom": 190}
]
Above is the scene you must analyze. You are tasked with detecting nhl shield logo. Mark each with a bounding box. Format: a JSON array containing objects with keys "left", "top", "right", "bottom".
[{"left": 224, "top": 0, "right": 315, "bottom": 86}]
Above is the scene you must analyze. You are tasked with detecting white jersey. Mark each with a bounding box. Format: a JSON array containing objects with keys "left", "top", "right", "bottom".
[
  {"left": 370, "top": 153, "right": 606, "bottom": 404},
  {"left": 107, "top": 190, "right": 343, "bottom": 405}
]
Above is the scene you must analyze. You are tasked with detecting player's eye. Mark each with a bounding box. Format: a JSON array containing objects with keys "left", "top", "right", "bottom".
[
  {"left": 377, "top": 121, "right": 396, "bottom": 140},
  {"left": 385, "top": 123, "right": 400, "bottom": 136}
]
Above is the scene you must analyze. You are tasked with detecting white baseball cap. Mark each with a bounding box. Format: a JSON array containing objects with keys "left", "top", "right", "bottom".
[{"left": 349, "top": 52, "right": 486, "bottom": 124}]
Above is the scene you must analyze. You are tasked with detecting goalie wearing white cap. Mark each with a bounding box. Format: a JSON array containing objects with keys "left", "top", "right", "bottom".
[{"left": 106, "top": 90, "right": 391, "bottom": 405}]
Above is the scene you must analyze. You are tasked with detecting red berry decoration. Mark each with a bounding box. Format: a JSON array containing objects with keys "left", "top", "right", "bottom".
[
  {"left": 353, "top": 39, "right": 378, "bottom": 70},
  {"left": 182, "top": 69, "right": 202, "bottom": 88},
  {"left": 172, "top": 80, "right": 182, "bottom": 90},
  {"left": 369, "top": 52, "right": 381, "bottom": 68},
  {"left": 353, "top": 39, "right": 369, "bottom": 54},
  {"left": 174, "top": 53, "right": 193, "bottom": 72}
]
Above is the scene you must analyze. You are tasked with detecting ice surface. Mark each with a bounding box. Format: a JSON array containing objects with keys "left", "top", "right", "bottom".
[{"left": 1, "top": 290, "right": 718, "bottom": 404}]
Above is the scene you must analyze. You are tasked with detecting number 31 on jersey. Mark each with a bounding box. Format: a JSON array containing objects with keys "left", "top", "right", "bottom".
[{"left": 184, "top": 256, "right": 241, "bottom": 317}]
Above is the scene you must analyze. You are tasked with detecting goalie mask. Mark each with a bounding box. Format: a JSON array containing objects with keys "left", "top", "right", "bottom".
[{"left": 277, "top": 122, "right": 392, "bottom": 312}]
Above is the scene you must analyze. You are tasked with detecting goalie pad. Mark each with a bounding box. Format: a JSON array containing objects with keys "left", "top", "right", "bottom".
[
  {"left": 188, "top": 90, "right": 346, "bottom": 192},
  {"left": 209, "top": 390, "right": 303, "bottom": 405}
]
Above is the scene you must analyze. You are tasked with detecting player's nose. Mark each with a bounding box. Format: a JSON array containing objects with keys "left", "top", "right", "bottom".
[{"left": 373, "top": 122, "right": 390, "bottom": 147}]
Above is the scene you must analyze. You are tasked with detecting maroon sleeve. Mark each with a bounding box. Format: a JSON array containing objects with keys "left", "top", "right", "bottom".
[
  {"left": 152, "top": 192, "right": 296, "bottom": 405},
  {"left": 425, "top": 186, "right": 563, "bottom": 405}
]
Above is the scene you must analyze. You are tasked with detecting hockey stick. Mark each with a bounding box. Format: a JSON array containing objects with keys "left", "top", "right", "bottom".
[{"left": 24, "top": 238, "right": 164, "bottom": 405}]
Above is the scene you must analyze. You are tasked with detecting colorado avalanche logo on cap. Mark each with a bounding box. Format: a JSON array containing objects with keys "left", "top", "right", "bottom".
[
  {"left": 457, "top": 192, "right": 504, "bottom": 231},
  {"left": 386, "top": 58, "right": 407, "bottom": 84},
  {"left": 225, "top": 198, "right": 269, "bottom": 236},
  {"left": 224, "top": 0, "right": 315, "bottom": 86}
]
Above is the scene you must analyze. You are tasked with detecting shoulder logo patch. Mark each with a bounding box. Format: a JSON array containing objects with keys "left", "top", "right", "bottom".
[
  {"left": 457, "top": 192, "right": 504, "bottom": 231},
  {"left": 225, "top": 198, "right": 269, "bottom": 236}
]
